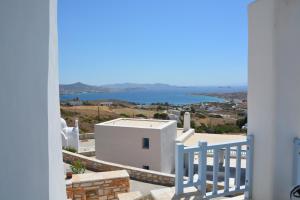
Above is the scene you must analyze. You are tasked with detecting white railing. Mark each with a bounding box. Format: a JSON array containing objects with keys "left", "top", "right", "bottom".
[{"left": 175, "top": 135, "right": 254, "bottom": 199}]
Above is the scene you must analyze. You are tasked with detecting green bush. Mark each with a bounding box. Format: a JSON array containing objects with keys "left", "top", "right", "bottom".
[
  {"left": 82, "top": 101, "right": 92, "bottom": 105},
  {"left": 177, "top": 122, "right": 183, "bottom": 128},
  {"left": 136, "top": 113, "right": 147, "bottom": 118},
  {"left": 195, "top": 123, "right": 241, "bottom": 134},
  {"left": 63, "top": 146, "right": 77, "bottom": 153},
  {"left": 191, "top": 120, "right": 196, "bottom": 129},
  {"left": 236, "top": 116, "right": 247, "bottom": 128},
  {"left": 153, "top": 113, "right": 169, "bottom": 120},
  {"left": 213, "top": 124, "right": 241, "bottom": 134},
  {"left": 192, "top": 106, "right": 198, "bottom": 113},
  {"left": 70, "top": 160, "right": 86, "bottom": 174},
  {"left": 120, "top": 113, "right": 130, "bottom": 118}
]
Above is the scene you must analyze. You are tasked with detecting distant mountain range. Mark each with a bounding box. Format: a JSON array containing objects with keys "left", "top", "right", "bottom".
[
  {"left": 59, "top": 82, "right": 247, "bottom": 95},
  {"left": 59, "top": 82, "right": 181, "bottom": 94}
]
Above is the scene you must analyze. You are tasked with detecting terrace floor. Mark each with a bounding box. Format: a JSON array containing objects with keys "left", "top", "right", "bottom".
[{"left": 150, "top": 187, "right": 244, "bottom": 200}]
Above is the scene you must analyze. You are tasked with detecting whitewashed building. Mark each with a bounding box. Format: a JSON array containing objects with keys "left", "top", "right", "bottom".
[
  {"left": 60, "top": 118, "right": 80, "bottom": 151},
  {"left": 95, "top": 118, "right": 177, "bottom": 173}
]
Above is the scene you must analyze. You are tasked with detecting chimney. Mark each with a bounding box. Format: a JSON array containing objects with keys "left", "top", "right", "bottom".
[
  {"left": 75, "top": 119, "right": 79, "bottom": 128},
  {"left": 184, "top": 112, "right": 191, "bottom": 132}
]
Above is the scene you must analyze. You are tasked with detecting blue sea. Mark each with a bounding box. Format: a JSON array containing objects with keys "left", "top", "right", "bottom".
[{"left": 60, "top": 86, "right": 247, "bottom": 105}]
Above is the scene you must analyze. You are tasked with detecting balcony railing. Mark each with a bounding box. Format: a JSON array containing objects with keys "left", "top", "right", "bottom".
[{"left": 175, "top": 135, "right": 254, "bottom": 199}]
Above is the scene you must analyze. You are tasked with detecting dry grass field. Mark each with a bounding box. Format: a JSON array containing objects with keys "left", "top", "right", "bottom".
[
  {"left": 60, "top": 102, "right": 244, "bottom": 134},
  {"left": 61, "top": 105, "right": 157, "bottom": 133}
]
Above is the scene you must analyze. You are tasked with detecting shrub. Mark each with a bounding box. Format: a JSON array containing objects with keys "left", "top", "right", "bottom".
[
  {"left": 191, "top": 120, "right": 196, "bottom": 129},
  {"left": 177, "top": 122, "right": 183, "bottom": 128},
  {"left": 153, "top": 113, "right": 169, "bottom": 120},
  {"left": 63, "top": 146, "right": 77, "bottom": 153},
  {"left": 120, "top": 113, "right": 130, "bottom": 118},
  {"left": 70, "top": 160, "right": 86, "bottom": 174},
  {"left": 136, "top": 114, "right": 147, "bottom": 118},
  {"left": 213, "top": 124, "right": 241, "bottom": 134},
  {"left": 82, "top": 101, "right": 92, "bottom": 105},
  {"left": 236, "top": 116, "right": 247, "bottom": 128},
  {"left": 191, "top": 106, "right": 196, "bottom": 113},
  {"left": 195, "top": 123, "right": 241, "bottom": 134}
]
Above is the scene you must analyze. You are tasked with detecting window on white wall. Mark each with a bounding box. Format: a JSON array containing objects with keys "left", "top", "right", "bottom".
[
  {"left": 142, "top": 138, "right": 150, "bottom": 149},
  {"left": 143, "top": 165, "right": 150, "bottom": 170}
]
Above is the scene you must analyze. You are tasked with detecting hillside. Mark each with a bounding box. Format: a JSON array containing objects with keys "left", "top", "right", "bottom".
[{"left": 59, "top": 82, "right": 110, "bottom": 94}]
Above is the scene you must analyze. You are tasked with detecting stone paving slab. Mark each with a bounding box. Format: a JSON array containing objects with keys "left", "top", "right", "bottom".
[
  {"left": 118, "top": 191, "right": 143, "bottom": 200},
  {"left": 150, "top": 187, "right": 245, "bottom": 200}
]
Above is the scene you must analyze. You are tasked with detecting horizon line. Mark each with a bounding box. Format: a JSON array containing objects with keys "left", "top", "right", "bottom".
[{"left": 59, "top": 81, "right": 248, "bottom": 88}]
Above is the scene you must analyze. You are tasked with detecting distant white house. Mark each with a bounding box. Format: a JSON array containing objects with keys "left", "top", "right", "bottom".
[
  {"left": 99, "top": 102, "right": 113, "bottom": 107},
  {"left": 68, "top": 100, "right": 83, "bottom": 106},
  {"left": 167, "top": 110, "right": 181, "bottom": 122}
]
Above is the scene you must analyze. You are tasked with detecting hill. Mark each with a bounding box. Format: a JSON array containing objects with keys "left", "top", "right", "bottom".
[{"left": 59, "top": 82, "right": 109, "bottom": 95}]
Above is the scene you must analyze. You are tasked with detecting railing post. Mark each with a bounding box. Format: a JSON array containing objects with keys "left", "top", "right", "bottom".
[
  {"left": 224, "top": 146, "right": 230, "bottom": 193},
  {"left": 219, "top": 149, "right": 225, "bottom": 166},
  {"left": 175, "top": 143, "right": 184, "bottom": 195},
  {"left": 213, "top": 148, "right": 219, "bottom": 195},
  {"left": 235, "top": 145, "right": 241, "bottom": 190},
  {"left": 188, "top": 152, "right": 194, "bottom": 184},
  {"left": 198, "top": 141, "right": 207, "bottom": 197},
  {"left": 245, "top": 134, "right": 254, "bottom": 200}
]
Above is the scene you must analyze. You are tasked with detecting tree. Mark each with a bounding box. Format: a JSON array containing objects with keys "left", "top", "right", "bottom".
[
  {"left": 236, "top": 116, "right": 247, "bottom": 128},
  {"left": 153, "top": 113, "right": 169, "bottom": 120},
  {"left": 191, "top": 106, "right": 196, "bottom": 113}
]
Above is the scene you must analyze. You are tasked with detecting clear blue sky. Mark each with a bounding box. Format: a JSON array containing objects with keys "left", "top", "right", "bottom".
[{"left": 58, "top": 0, "right": 252, "bottom": 86}]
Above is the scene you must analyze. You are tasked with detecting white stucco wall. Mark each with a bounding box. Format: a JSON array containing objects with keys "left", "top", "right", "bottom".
[
  {"left": 95, "top": 120, "right": 177, "bottom": 173},
  {"left": 249, "top": 0, "right": 300, "bottom": 199},
  {"left": 0, "top": 0, "right": 66, "bottom": 199},
  {"left": 160, "top": 122, "right": 177, "bottom": 173}
]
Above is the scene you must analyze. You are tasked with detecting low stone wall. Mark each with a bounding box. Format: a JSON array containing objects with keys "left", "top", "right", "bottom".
[
  {"left": 79, "top": 151, "right": 96, "bottom": 157},
  {"left": 63, "top": 150, "right": 175, "bottom": 186},
  {"left": 79, "top": 133, "right": 95, "bottom": 140},
  {"left": 176, "top": 128, "right": 195, "bottom": 143},
  {"left": 66, "top": 170, "right": 129, "bottom": 200}
]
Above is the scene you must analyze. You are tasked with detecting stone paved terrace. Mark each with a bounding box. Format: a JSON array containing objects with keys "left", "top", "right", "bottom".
[{"left": 79, "top": 139, "right": 95, "bottom": 153}]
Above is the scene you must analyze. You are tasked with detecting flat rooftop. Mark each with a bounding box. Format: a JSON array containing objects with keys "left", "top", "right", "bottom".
[
  {"left": 184, "top": 133, "right": 246, "bottom": 146},
  {"left": 98, "top": 118, "right": 175, "bottom": 129}
]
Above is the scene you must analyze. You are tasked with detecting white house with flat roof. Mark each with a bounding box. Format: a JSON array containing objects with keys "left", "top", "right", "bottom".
[{"left": 95, "top": 118, "right": 177, "bottom": 173}]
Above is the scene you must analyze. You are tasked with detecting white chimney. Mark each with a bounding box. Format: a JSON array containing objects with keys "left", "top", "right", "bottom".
[
  {"left": 183, "top": 112, "right": 191, "bottom": 132},
  {"left": 74, "top": 119, "right": 79, "bottom": 129}
]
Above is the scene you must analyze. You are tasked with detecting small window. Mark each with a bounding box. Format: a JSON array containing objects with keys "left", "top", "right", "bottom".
[
  {"left": 142, "top": 138, "right": 150, "bottom": 149},
  {"left": 143, "top": 165, "right": 150, "bottom": 170}
]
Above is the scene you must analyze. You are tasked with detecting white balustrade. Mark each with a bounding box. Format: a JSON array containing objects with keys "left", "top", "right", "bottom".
[{"left": 175, "top": 135, "right": 254, "bottom": 199}]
